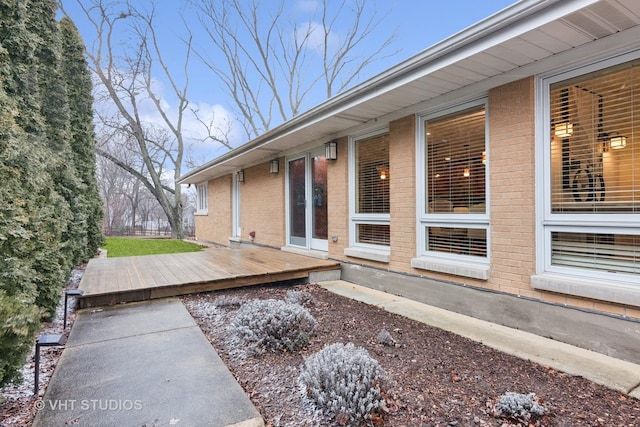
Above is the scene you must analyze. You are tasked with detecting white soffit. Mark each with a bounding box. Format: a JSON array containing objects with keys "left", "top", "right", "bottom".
[{"left": 179, "top": 0, "right": 640, "bottom": 184}]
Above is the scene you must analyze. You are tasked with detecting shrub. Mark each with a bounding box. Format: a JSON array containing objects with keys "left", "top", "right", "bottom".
[
  {"left": 284, "top": 289, "right": 314, "bottom": 306},
  {"left": 212, "top": 295, "right": 243, "bottom": 309},
  {"left": 299, "top": 342, "right": 385, "bottom": 426},
  {"left": 494, "top": 392, "right": 546, "bottom": 421},
  {"left": 376, "top": 328, "right": 396, "bottom": 346},
  {"left": 230, "top": 299, "right": 317, "bottom": 353}
]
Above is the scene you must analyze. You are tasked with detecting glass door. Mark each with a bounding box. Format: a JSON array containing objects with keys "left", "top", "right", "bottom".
[
  {"left": 288, "top": 156, "right": 307, "bottom": 246},
  {"left": 311, "top": 154, "right": 328, "bottom": 251},
  {"left": 287, "top": 150, "right": 328, "bottom": 251}
]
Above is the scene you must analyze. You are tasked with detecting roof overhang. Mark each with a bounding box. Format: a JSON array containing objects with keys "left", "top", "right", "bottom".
[{"left": 179, "top": 0, "right": 640, "bottom": 185}]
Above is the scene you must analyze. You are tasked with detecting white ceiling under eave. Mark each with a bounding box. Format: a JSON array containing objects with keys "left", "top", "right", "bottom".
[{"left": 178, "top": 0, "right": 640, "bottom": 185}]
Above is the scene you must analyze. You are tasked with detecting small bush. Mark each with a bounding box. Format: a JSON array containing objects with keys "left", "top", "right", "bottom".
[
  {"left": 212, "top": 295, "right": 243, "bottom": 309},
  {"left": 494, "top": 392, "right": 546, "bottom": 421},
  {"left": 230, "top": 299, "right": 317, "bottom": 353},
  {"left": 299, "top": 342, "right": 385, "bottom": 426},
  {"left": 376, "top": 328, "right": 396, "bottom": 346},
  {"left": 284, "top": 289, "right": 314, "bottom": 306}
]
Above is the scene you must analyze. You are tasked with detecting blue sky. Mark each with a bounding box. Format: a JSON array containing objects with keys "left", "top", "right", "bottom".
[{"left": 61, "top": 0, "right": 516, "bottom": 161}]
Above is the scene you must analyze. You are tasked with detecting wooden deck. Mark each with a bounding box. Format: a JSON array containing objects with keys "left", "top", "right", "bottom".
[{"left": 78, "top": 246, "right": 340, "bottom": 308}]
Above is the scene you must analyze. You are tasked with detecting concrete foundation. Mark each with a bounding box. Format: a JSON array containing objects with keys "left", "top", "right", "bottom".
[{"left": 340, "top": 263, "right": 640, "bottom": 365}]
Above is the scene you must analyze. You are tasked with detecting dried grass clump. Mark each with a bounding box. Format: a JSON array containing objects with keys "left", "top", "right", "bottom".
[
  {"left": 299, "top": 342, "right": 385, "bottom": 426},
  {"left": 230, "top": 299, "right": 317, "bottom": 354}
]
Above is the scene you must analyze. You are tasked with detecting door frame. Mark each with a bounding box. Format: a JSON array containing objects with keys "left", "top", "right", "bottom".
[{"left": 285, "top": 148, "right": 328, "bottom": 251}]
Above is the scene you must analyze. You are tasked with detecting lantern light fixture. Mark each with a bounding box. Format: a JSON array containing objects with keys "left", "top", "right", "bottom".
[
  {"left": 270, "top": 159, "right": 279, "bottom": 174},
  {"left": 325, "top": 140, "right": 338, "bottom": 160}
]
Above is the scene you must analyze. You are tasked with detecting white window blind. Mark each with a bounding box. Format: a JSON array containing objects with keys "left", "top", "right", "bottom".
[
  {"left": 550, "top": 59, "right": 639, "bottom": 213},
  {"left": 197, "top": 184, "right": 208, "bottom": 214},
  {"left": 424, "top": 105, "right": 487, "bottom": 258},
  {"left": 354, "top": 132, "right": 390, "bottom": 247},
  {"left": 552, "top": 232, "right": 639, "bottom": 275},
  {"left": 426, "top": 106, "right": 486, "bottom": 211},
  {"left": 547, "top": 57, "right": 640, "bottom": 278}
]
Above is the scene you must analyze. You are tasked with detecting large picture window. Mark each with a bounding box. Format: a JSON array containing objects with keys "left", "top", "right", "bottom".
[
  {"left": 350, "top": 130, "right": 390, "bottom": 249},
  {"left": 536, "top": 54, "right": 640, "bottom": 304},
  {"left": 546, "top": 57, "right": 640, "bottom": 279},
  {"left": 419, "top": 103, "right": 488, "bottom": 261}
]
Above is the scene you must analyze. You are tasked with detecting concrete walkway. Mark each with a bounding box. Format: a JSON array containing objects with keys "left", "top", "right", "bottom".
[
  {"left": 32, "top": 298, "right": 263, "bottom": 427},
  {"left": 33, "top": 279, "right": 640, "bottom": 427},
  {"left": 319, "top": 280, "right": 640, "bottom": 400}
]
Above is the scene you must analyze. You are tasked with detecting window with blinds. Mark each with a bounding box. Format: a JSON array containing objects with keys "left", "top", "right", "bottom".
[
  {"left": 196, "top": 184, "right": 208, "bottom": 214},
  {"left": 354, "top": 132, "right": 390, "bottom": 246},
  {"left": 552, "top": 232, "right": 639, "bottom": 275},
  {"left": 550, "top": 59, "right": 639, "bottom": 213},
  {"left": 547, "top": 57, "right": 640, "bottom": 278},
  {"left": 423, "top": 105, "right": 487, "bottom": 258},
  {"left": 426, "top": 106, "right": 486, "bottom": 211}
]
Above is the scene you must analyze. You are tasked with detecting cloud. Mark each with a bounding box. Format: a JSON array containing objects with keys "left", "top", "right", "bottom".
[
  {"left": 92, "top": 71, "right": 241, "bottom": 167},
  {"left": 295, "top": 20, "right": 341, "bottom": 56}
]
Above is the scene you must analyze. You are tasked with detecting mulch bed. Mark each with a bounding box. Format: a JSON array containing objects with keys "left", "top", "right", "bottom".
[{"left": 183, "top": 283, "right": 640, "bottom": 427}]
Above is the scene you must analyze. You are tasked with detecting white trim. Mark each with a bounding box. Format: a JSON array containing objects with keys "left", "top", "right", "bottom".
[
  {"left": 231, "top": 173, "right": 241, "bottom": 237},
  {"left": 196, "top": 183, "right": 208, "bottom": 215},
  {"left": 531, "top": 273, "right": 640, "bottom": 308},
  {"left": 415, "top": 99, "right": 490, "bottom": 269},
  {"left": 347, "top": 126, "right": 391, "bottom": 254},
  {"left": 535, "top": 48, "right": 640, "bottom": 292},
  {"left": 285, "top": 147, "right": 329, "bottom": 251},
  {"left": 344, "top": 247, "right": 390, "bottom": 263},
  {"left": 411, "top": 256, "right": 490, "bottom": 280}
]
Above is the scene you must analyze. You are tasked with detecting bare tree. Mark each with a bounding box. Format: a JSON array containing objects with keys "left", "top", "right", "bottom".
[
  {"left": 194, "top": 0, "right": 397, "bottom": 139},
  {"left": 60, "top": 0, "right": 230, "bottom": 238}
]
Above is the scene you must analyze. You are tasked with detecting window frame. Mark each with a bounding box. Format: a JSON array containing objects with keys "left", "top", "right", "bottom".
[
  {"left": 346, "top": 127, "right": 391, "bottom": 261},
  {"left": 413, "top": 99, "right": 490, "bottom": 278},
  {"left": 534, "top": 50, "right": 640, "bottom": 305},
  {"left": 196, "top": 183, "right": 208, "bottom": 215}
]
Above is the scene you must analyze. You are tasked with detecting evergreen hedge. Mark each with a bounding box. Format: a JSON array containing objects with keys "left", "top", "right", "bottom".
[{"left": 0, "top": 0, "right": 102, "bottom": 386}]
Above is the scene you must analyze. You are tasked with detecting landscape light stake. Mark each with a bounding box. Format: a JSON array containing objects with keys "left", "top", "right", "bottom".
[
  {"left": 34, "top": 334, "right": 66, "bottom": 395},
  {"left": 64, "top": 289, "right": 84, "bottom": 329}
]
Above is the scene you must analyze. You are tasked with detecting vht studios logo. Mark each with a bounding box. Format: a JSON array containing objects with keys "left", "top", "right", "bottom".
[{"left": 36, "top": 399, "right": 143, "bottom": 411}]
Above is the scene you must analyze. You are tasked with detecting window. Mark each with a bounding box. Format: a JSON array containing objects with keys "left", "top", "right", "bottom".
[
  {"left": 535, "top": 54, "right": 640, "bottom": 304},
  {"left": 417, "top": 102, "right": 488, "bottom": 268},
  {"left": 346, "top": 129, "right": 390, "bottom": 261},
  {"left": 196, "top": 183, "right": 208, "bottom": 214}
]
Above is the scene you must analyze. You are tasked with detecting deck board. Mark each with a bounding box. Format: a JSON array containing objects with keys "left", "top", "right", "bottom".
[{"left": 78, "top": 247, "right": 340, "bottom": 308}]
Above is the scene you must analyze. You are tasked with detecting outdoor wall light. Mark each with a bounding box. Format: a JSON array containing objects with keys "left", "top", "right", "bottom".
[
  {"left": 325, "top": 140, "right": 338, "bottom": 160},
  {"left": 554, "top": 121, "right": 574, "bottom": 138},
  {"left": 237, "top": 169, "right": 245, "bottom": 183},
  {"left": 270, "top": 159, "right": 279, "bottom": 174}
]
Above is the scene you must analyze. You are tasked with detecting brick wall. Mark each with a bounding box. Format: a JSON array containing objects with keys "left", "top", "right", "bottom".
[
  {"left": 487, "top": 77, "right": 539, "bottom": 296},
  {"left": 239, "top": 159, "right": 285, "bottom": 246},
  {"left": 195, "top": 175, "right": 232, "bottom": 244},
  {"left": 389, "top": 115, "right": 417, "bottom": 270},
  {"left": 327, "top": 137, "right": 349, "bottom": 258}
]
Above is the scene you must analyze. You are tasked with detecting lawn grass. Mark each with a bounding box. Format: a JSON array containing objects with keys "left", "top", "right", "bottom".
[{"left": 102, "top": 237, "right": 205, "bottom": 258}]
